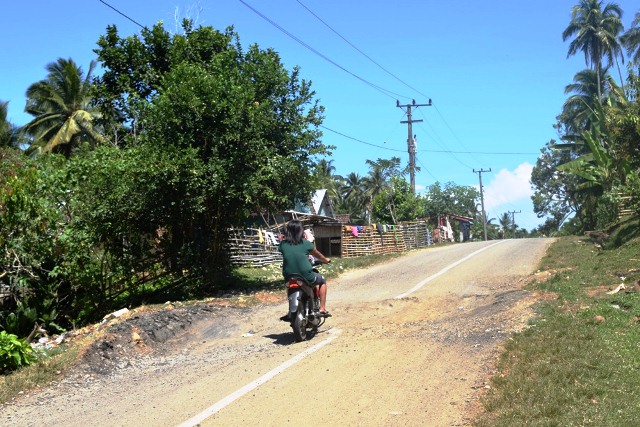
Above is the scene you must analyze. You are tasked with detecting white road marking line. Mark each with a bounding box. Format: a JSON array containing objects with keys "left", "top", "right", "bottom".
[
  {"left": 176, "top": 328, "right": 343, "bottom": 427},
  {"left": 395, "top": 240, "right": 506, "bottom": 299}
]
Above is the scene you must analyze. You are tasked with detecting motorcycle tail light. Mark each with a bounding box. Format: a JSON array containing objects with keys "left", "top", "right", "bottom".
[{"left": 287, "top": 279, "right": 300, "bottom": 289}]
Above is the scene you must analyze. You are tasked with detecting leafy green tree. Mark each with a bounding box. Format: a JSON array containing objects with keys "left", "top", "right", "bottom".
[
  {"left": 562, "top": 0, "right": 624, "bottom": 99},
  {"left": 0, "top": 152, "right": 72, "bottom": 335},
  {"left": 92, "top": 21, "right": 327, "bottom": 279},
  {"left": 23, "top": 58, "right": 104, "bottom": 157},
  {"left": 371, "top": 177, "right": 424, "bottom": 223},
  {"left": 531, "top": 139, "right": 584, "bottom": 231},
  {"left": 423, "top": 181, "right": 479, "bottom": 236}
]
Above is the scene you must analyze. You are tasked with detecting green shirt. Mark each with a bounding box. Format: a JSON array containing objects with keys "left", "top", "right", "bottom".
[{"left": 278, "top": 240, "right": 316, "bottom": 282}]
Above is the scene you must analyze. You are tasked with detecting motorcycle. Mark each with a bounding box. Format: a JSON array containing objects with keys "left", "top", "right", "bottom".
[{"left": 285, "top": 261, "right": 328, "bottom": 342}]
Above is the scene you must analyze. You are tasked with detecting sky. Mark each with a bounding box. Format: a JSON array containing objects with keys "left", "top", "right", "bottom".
[{"left": 2, "top": 1, "right": 639, "bottom": 231}]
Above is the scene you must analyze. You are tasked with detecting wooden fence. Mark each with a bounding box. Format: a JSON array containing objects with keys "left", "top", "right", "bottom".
[
  {"left": 226, "top": 228, "right": 282, "bottom": 267},
  {"left": 340, "top": 220, "right": 431, "bottom": 258},
  {"left": 226, "top": 220, "right": 434, "bottom": 266}
]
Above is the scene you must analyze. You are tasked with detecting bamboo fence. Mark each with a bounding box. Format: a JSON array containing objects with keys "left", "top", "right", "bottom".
[{"left": 226, "top": 220, "right": 435, "bottom": 265}]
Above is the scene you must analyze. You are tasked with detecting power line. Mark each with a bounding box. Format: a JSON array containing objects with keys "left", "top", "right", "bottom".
[
  {"left": 321, "top": 125, "right": 536, "bottom": 155},
  {"left": 295, "top": 0, "right": 428, "bottom": 98},
  {"left": 415, "top": 156, "right": 439, "bottom": 182},
  {"left": 98, "top": 0, "right": 146, "bottom": 29},
  {"left": 320, "top": 125, "right": 404, "bottom": 152},
  {"left": 420, "top": 149, "right": 538, "bottom": 155},
  {"left": 238, "top": 0, "right": 411, "bottom": 101},
  {"left": 415, "top": 108, "right": 474, "bottom": 170}
]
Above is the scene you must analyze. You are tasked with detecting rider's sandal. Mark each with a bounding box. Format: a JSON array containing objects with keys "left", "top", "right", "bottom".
[
  {"left": 320, "top": 311, "right": 332, "bottom": 318},
  {"left": 279, "top": 314, "right": 290, "bottom": 322}
]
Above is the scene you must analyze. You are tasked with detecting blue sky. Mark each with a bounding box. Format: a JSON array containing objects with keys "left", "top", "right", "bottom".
[{"left": 2, "top": 1, "right": 639, "bottom": 230}]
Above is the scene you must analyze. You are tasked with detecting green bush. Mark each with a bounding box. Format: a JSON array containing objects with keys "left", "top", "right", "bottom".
[{"left": 0, "top": 330, "right": 35, "bottom": 373}]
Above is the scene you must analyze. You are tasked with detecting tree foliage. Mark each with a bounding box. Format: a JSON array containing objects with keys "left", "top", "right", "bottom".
[{"left": 23, "top": 58, "right": 104, "bottom": 157}]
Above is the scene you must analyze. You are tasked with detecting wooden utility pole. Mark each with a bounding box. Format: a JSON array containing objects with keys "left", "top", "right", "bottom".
[
  {"left": 397, "top": 99, "right": 431, "bottom": 194},
  {"left": 474, "top": 168, "right": 491, "bottom": 241},
  {"left": 508, "top": 210, "right": 521, "bottom": 238}
]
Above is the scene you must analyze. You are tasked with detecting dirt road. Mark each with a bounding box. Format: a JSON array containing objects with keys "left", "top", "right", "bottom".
[{"left": 1, "top": 238, "right": 553, "bottom": 427}]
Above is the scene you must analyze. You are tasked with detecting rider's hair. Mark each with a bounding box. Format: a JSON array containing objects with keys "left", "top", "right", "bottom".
[{"left": 284, "top": 220, "right": 304, "bottom": 244}]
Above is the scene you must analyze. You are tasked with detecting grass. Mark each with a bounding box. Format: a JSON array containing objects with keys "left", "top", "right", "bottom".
[
  {"left": 475, "top": 235, "right": 640, "bottom": 427},
  {"left": 0, "top": 345, "right": 80, "bottom": 404}
]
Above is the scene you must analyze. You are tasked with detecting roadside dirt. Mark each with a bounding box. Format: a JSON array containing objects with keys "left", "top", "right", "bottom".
[{"left": 0, "top": 238, "right": 554, "bottom": 427}]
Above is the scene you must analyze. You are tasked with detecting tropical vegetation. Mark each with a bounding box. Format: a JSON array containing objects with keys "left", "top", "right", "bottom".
[
  {"left": 532, "top": 1, "right": 640, "bottom": 235},
  {"left": 0, "top": 1, "right": 638, "bottom": 363}
]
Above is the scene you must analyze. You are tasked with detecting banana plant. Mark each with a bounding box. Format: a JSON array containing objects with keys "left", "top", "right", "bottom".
[{"left": 555, "top": 99, "right": 630, "bottom": 193}]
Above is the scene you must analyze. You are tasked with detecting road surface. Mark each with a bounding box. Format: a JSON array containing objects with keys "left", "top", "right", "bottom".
[{"left": 1, "top": 238, "right": 553, "bottom": 427}]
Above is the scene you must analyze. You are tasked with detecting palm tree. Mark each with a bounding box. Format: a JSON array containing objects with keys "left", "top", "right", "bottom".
[
  {"left": 363, "top": 157, "right": 404, "bottom": 223},
  {"left": 0, "top": 101, "right": 20, "bottom": 149},
  {"left": 313, "top": 158, "right": 343, "bottom": 201},
  {"left": 498, "top": 212, "right": 513, "bottom": 237},
  {"left": 621, "top": 10, "right": 640, "bottom": 65},
  {"left": 338, "top": 172, "right": 367, "bottom": 221},
  {"left": 562, "top": 0, "right": 624, "bottom": 100},
  {"left": 23, "top": 58, "right": 104, "bottom": 157},
  {"left": 561, "top": 68, "right": 617, "bottom": 135}
]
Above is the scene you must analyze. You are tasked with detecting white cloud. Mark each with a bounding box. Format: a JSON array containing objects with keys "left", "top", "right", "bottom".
[{"left": 482, "top": 163, "right": 534, "bottom": 212}]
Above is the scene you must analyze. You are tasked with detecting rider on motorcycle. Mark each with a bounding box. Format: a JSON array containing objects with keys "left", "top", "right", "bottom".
[{"left": 278, "top": 220, "right": 331, "bottom": 320}]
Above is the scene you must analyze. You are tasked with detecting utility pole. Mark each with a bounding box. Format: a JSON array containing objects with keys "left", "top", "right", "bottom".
[
  {"left": 508, "top": 210, "right": 521, "bottom": 238},
  {"left": 474, "top": 168, "right": 491, "bottom": 241},
  {"left": 397, "top": 99, "right": 432, "bottom": 194}
]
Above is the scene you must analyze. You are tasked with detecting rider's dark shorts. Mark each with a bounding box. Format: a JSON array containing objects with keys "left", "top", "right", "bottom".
[{"left": 313, "top": 273, "right": 326, "bottom": 286}]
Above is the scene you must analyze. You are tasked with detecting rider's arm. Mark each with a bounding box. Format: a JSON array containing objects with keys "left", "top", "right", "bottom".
[{"left": 310, "top": 247, "right": 330, "bottom": 264}]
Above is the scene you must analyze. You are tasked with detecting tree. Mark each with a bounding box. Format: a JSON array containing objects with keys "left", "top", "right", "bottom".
[
  {"left": 0, "top": 101, "right": 21, "bottom": 149},
  {"left": 498, "top": 212, "right": 512, "bottom": 236},
  {"left": 23, "top": 58, "right": 104, "bottom": 157},
  {"left": 562, "top": 0, "right": 624, "bottom": 99},
  {"left": 560, "top": 69, "right": 617, "bottom": 135},
  {"left": 371, "top": 177, "right": 424, "bottom": 224},
  {"left": 621, "top": 10, "right": 640, "bottom": 65},
  {"left": 531, "top": 140, "right": 583, "bottom": 231},
  {"left": 363, "top": 157, "right": 404, "bottom": 223},
  {"left": 313, "top": 158, "right": 342, "bottom": 203},
  {"left": 336, "top": 172, "right": 367, "bottom": 223},
  {"left": 91, "top": 21, "right": 328, "bottom": 279}
]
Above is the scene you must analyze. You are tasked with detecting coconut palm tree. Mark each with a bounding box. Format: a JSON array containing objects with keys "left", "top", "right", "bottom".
[
  {"left": 23, "top": 58, "right": 104, "bottom": 157},
  {"left": 561, "top": 68, "right": 617, "bottom": 135},
  {"left": 562, "top": 0, "right": 625, "bottom": 100},
  {"left": 338, "top": 172, "right": 367, "bottom": 221},
  {"left": 0, "top": 101, "right": 20, "bottom": 149},
  {"left": 621, "top": 10, "right": 640, "bottom": 65},
  {"left": 313, "top": 158, "right": 343, "bottom": 200}
]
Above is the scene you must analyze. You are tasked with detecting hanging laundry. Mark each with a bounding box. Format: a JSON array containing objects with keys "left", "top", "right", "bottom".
[{"left": 304, "top": 228, "right": 315, "bottom": 242}]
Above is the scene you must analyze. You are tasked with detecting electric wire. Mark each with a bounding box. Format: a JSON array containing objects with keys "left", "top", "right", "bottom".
[
  {"left": 415, "top": 156, "right": 439, "bottom": 182},
  {"left": 98, "top": 0, "right": 146, "bottom": 29},
  {"left": 414, "top": 108, "right": 474, "bottom": 170},
  {"left": 295, "top": 0, "right": 427, "bottom": 98},
  {"left": 238, "top": 0, "right": 411, "bottom": 101},
  {"left": 293, "top": 0, "right": 503, "bottom": 173},
  {"left": 321, "top": 125, "right": 537, "bottom": 155},
  {"left": 320, "top": 125, "right": 404, "bottom": 152}
]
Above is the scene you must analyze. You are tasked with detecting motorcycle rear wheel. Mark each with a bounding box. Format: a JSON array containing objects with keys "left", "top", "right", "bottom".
[{"left": 293, "top": 307, "right": 307, "bottom": 342}]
